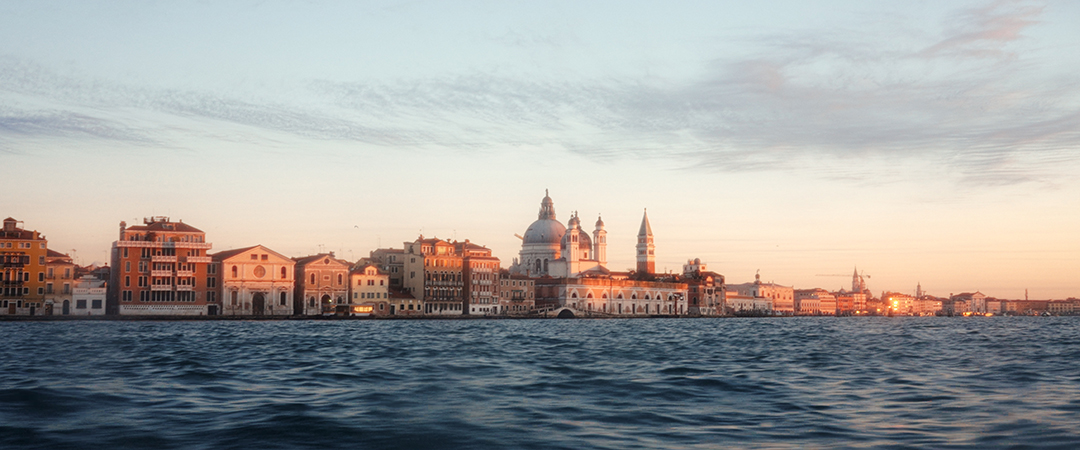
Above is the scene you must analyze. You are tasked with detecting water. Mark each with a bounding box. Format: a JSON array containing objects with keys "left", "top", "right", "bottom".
[{"left": 2, "top": 317, "right": 1080, "bottom": 449}]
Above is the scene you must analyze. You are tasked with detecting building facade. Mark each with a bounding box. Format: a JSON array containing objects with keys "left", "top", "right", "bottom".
[
  {"left": 349, "top": 263, "right": 390, "bottom": 316},
  {"left": 109, "top": 217, "right": 214, "bottom": 315},
  {"left": 681, "top": 259, "right": 725, "bottom": 316},
  {"left": 213, "top": 245, "right": 295, "bottom": 316},
  {"left": 402, "top": 237, "right": 463, "bottom": 315},
  {"left": 294, "top": 253, "right": 351, "bottom": 315},
  {"left": 457, "top": 240, "right": 501, "bottom": 315},
  {"left": 499, "top": 273, "right": 535, "bottom": 314},
  {"left": 71, "top": 275, "right": 107, "bottom": 316},
  {"left": 1, "top": 217, "right": 48, "bottom": 316},
  {"left": 43, "top": 249, "right": 75, "bottom": 316}
]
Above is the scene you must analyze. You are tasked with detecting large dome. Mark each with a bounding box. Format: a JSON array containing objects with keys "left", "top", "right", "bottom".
[{"left": 523, "top": 219, "right": 566, "bottom": 245}]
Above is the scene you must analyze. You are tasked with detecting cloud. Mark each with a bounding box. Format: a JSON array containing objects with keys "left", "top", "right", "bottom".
[{"left": 1, "top": 1, "right": 1076, "bottom": 186}]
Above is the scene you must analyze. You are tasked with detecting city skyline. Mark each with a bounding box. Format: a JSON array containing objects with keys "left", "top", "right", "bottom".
[{"left": 3, "top": 1, "right": 1079, "bottom": 299}]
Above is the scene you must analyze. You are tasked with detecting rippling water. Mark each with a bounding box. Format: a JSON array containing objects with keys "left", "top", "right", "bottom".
[{"left": 3, "top": 317, "right": 1080, "bottom": 449}]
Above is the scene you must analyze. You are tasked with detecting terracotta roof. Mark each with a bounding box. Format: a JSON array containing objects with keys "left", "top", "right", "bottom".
[
  {"left": 211, "top": 245, "right": 260, "bottom": 261},
  {"left": 293, "top": 253, "right": 349, "bottom": 266},
  {"left": 46, "top": 249, "right": 70, "bottom": 258},
  {"left": 350, "top": 263, "right": 387, "bottom": 275},
  {"left": 389, "top": 288, "right": 415, "bottom": 300}
]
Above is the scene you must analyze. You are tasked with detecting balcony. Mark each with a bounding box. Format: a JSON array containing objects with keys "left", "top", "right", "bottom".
[
  {"left": 152, "top": 255, "right": 177, "bottom": 263},
  {"left": 176, "top": 285, "right": 194, "bottom": 291},
  {"left": 151, "top": 284, "right": 173, "bottom": 291},
  {"left": 151, "top": 270, "right": 172, "bottom": 277},
  {"left": 186, "top": 256, "right": 212, "bottom": 263},
  {"left": 176, "top": 270, "right": 194, "bottom": 277}
]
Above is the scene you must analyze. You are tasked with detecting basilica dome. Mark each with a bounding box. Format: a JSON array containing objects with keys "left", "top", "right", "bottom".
[{"left": 523, "top": 219, "right": 566, "bottom": 245}]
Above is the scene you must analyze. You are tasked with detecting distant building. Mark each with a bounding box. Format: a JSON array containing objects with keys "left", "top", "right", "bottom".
[
  {"left": 368, "top": 248, "right": 405, "bottom": 289},
  {"left": 109, "top": 217, "right": 214, "bottom": 316},
  {"left": 71, "top": 275, "right": 107, "bottom": 316},
  {"left": 499, "top": 272, "right": 534, "bottom": 314},
  {"left": 387, "top": 287, "right": 421, "bottom": 315},
  {"left": 294, "top": 253, "right": 351, "bottom": 315},
  {"left": 882, "top": 291, "right": 916, "bottom": 315},
  {"left": 681, "top": 258, "right": 725, "bottom": 316},
  {"left": 43, "top": 249, "right": 75, "bottom": 316},
  {"left": 402, "top": 237, "right": 463, "bottom": 315},
  {"left": 1, "top": 217, "right": 48, "bottom": 316},
  {"left": 729, "top": 273, "right": 790, "bottom": 314},
  {"left": 456, "top": 240, "right": 500, "bottom": 315},
  {"left": 349, "top": 263, "right": 389, "bottom": 316},
  {"left": 949, "top": 292, "right": 987, "bottom": 314},
  {"left": 213, "top": 245, "right": 295, "bottom": 316},
  {"left": 795, "top": 288, "right": 836, "bottom": 315}
]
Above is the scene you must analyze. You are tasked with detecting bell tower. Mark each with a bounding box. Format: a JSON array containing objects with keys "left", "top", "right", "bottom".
[
  {"left": 636, "top": 209, "right": 654, "bottom": 274},
  {"left": 593, "top": 215, "right": 607, "bottom": 267}
]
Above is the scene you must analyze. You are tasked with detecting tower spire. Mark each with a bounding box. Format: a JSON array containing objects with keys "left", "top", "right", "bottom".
[
  {"left": 537, "top": 190, "right": 556, "bottom": 220},
  {"left": 636, "top": 208, "right": 655, "bottom": 274}
]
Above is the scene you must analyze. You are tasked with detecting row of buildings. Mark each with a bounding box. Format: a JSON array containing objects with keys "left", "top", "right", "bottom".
[{"left": 3, "top": 194, "right": 1076, "bottom": 317}]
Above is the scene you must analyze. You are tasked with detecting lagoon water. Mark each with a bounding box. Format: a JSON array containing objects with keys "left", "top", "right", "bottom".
[{"left": 3, "top": 317, "right": 1080, "bottom": 449}]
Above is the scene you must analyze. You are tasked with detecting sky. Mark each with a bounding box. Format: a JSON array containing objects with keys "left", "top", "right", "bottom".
[{"left": 2, "top": 0, "right": 1078, "bottom": 299}]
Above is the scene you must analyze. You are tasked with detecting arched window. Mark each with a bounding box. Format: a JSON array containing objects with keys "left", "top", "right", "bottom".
[
  {"left": 535, "top": 259, "right": 542, "bottom": 272},
  {"left": 631, "top": 294, "right": 637, "bottom": 299},
  {"left": 543, "top": 259, "right": 548, "bottom": 272},
  {"left": 231, "top": 291, "right": 238, "bottom": 305},
  {"left": 571, "top": 292, "right": 578, "bottom": 299},
  {"left": 337, "top": 274, "right": 343, "bottom": 285},
  {"left": 310, "top": 273, "right": 316, "bottom": 284},
  {"left": 586, "top": 293, "right": 593, "bottom": 298},
  {"left": 280, "top": 292, "right": 287, "bottom": 306},
  {"left": 645, "top": 294, "right": 651, "bottom": 300},
  {"left": 280, "top": 267, "right": 287, "bottom": 279},
  {"left": 231, "top": 266, "right": 237, "bottom": 278}
]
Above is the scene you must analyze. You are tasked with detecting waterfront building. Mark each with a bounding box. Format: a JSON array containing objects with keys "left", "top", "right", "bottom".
[
  {"left": 213, "top": 245, "right": 295, "bottom": 316},
  {"left": 834, "top": 290, "right": 867, "bottom": 314},
  {"left": 349, "top": 263, "right": 389, "bottom": 316},
  {"left": 388, "top": 287, "right": 422, "bottom": 315},
  {"left": 43, "top": 249, "right": 75, "bottom": 315},
  {"left": 71, "top": 275, "right": 107, "bottom": 316},
  {"left": 726, "top": 292, "right": 773, "bottom": 314},
  {"left": 882, "top": 291, "right": 916, "bottom": 315},
  {"left": 499, "top": 272, "right": 535, "bottom": 314},
  {"left": 402, "top": 236, "right": 462, "bottom": 315},
  {"left": 947, "top": 292, "right": 987, "bottom": 314},
  {"left": 729, "top": 273, "right": 791, "bottom": 314},
  {"left": 456, "top": 240, "right": 501, "bottom": 315},
  {"left": 368, "top": 248, "right": 405, "bottom": 289},
  {"left": 795, "top": 288, "right": 836, "bottom": 315},
  {"left": 535, "top": 275, "right": 688, "bottom": 315},
  {"left": 1, "top": 217, "right": 48, "bottom": 316},
  {"left": 293, "top": 253, "right": 351, "bottom": 315},
  {"left": 109, "top": 217, "right": 214, "bottom": 315},
  {"left": 681, "top": 258, "right": 725, "bottom": 316}
]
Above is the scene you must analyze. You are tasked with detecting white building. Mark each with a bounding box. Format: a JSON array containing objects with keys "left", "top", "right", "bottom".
[
  {"left": 71, "top": 275, "right": 107, "bottom": 316},
  {"left": 213, "top": 245, "right": 296, "bottom": 316}
]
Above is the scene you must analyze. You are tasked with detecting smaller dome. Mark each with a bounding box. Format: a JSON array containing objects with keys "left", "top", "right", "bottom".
[{"left": 595, "top": 215, "right": 604, "bottom": 228}]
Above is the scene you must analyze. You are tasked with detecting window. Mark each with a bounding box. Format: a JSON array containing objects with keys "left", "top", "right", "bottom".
[
  {"left": 91, "top": 300, "right": 102, "bottom": 309},
  {"left": 126, "top": 261, "right": 131, "bottom": 272},
  {"left": 208, "top": 291, "right": 216, "bottom": 303},
  {"left": 231, "top": 291, "right": 238, "bottom": 305},
  {"left": 125, "top": 276, "right": 130, "bottom": 287},
  {"left": 261, "top": 254, "right": 268, "bottom": 261},
  {"left": 39, "top": 256, "right": 45, "bottom": 265},
  {"left": 380, "top": 280, "right": 384, "bottom": 286},
  {"left": 76, "top": 300, "right": 87, "bottom": 309},
  {"left": 337, "top": 274, "right": 343, "bottom": 285},
  {"left": 251, "top": 254, "right": 258, "bottom": 260},
  {"left": 38, "top": 272, "right": 44, "bottom": 282},
  {"left": 37, "top": 287, "right": 44, "bottom": 295},
  {"left": 368, "top": 280, "right": 375, "bottom": 286},
  {"left": 46, "top": 283, "right": 53, "bottom": 294},
  {"left": 310, "top": 274, "right": 316, "bottom": 284},
  {"left": 280, "top": 292, "right": 287, "bottom": 306},
  {"left": 122, "top": 290, "right": 132, "bottom": 302},
  {"left": 123, "top": 248, "right": 129, "bottom": 258},
  {"left": 63, "top": 284, "right": 70, "bottom": 294},
  {"left": 208, "top": 264, "right": 216, "bottom": 274},
  {"left": 280, "top": 267, "right": 287, "bottom": 279},
  {"left": 231, "top": 266, "right": 238, "bottom": 278}
]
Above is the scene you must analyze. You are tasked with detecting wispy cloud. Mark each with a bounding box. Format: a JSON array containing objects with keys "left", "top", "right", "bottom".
[{"left": 1, "top": 1, "right": 1075, "bottom": 185}]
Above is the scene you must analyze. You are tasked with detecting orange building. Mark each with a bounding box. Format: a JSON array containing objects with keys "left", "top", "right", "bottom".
[
  {"left": 43, "top": 249, "right": 76, "bottom": 315},
  {"left": 109, "top": 217, "right": 215, "bottom": 315},
  {"left": 456, "top": 240, "right": 501, "bottom": 315},
  {"left": 1, "top": 217, "right": 48, "bottom": 315}
]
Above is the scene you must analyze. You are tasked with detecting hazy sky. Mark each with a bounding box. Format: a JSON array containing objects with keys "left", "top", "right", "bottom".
[{"left": 2, "top": 0, "right": 1078, "bottom": 299}]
